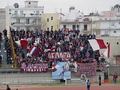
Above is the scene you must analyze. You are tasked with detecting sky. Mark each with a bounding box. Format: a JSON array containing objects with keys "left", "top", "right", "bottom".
[{"left": 0, "top": 0, "right": 120, "bottom": 14}]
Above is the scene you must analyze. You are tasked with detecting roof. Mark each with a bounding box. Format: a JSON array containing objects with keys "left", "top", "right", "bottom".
[{"left": 114, "top": 4, "right": 120, "bottom": 8}]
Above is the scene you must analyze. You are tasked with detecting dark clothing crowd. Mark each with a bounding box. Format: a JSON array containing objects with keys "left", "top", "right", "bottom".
[{"left": 9, "top": 28, "right": 100, "bottom": 67}]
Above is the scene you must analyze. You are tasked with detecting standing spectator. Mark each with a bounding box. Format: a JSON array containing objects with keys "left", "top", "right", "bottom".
[
  {"left": 86, "top": 79, "right": 91, "bottom": 90},
  {"left": 113, "top": 72, "right": 118, "bottom": 83},
  {"left": 98, "top": 74, "right": 101, "bottom": 86},
  {"left": 3, "top": 29, "right": 7, "bottom": 38},
  {"left": 6, "top": 85, "right": 11, "bottom": 90},
  {"left": 0, "top": 55, "right": 2, "bottom": 67},
  {"left": 0, "top": 32, "right": 2, "bottom": 49},
  {"left": 99, "top": 53, "right": 106, "bottom": 63}
]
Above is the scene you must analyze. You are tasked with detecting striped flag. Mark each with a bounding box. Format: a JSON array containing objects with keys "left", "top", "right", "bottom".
[{"left": 28, "top": 46, "right": 40, "bottom": 56}]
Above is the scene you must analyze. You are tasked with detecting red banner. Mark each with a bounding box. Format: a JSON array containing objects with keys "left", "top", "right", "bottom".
[
  {"left": 76, "top": 61, "right": 97, "bottom": 76},
  {"left": 48, "top": 52, "right": 71, "bottom": 59},
  {"left": 20, "top": 63, "right": 48, "bottom": 72}
]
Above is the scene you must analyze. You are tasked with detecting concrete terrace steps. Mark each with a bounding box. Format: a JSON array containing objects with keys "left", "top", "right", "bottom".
[
  {"left": 0, "top": 39, "right": 6, "bottom": 62},
  {"left": 0, "top": 64, "right": 13, "bottom": 69},
  {"left": 0, "top": 68, "right": 20, "bottom": 73}
]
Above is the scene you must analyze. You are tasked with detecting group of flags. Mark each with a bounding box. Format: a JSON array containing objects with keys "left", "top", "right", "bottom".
[
  {"left": 15, "top": 39, "right": 56, "bottom": 57},
  {"left": 15, "top": 38, "right": 110, "bottom": 58}
]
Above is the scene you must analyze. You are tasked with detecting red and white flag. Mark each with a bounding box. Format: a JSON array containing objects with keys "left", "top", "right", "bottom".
[
  {"left": 44, "top": 46, "right": 56, "bottom": 52},
  {"left": 15, "top": 39, "right": 28, "bottom": 48},
  {"left": 88, "top": 39, "right": 107, "bottom": 51},
  {"left": 103, "top": 43, "right": 110, "bottom": 58}
]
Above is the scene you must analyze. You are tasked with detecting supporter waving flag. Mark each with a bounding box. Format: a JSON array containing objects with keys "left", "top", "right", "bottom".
[
  {"left": 15, "top": 39, "right": 28, "bottom": 48},
  {"left": 28, "top": 45, "right": 40, "bottom": 56},
  {"left": 44, "top": 46, "right": 56, "bottom": 52},
  {"left": 103, "top": 43, "right": 110, "bottom": 58},
  {"left": 88, "top": 39, "right": 107, "bottom": 51}
]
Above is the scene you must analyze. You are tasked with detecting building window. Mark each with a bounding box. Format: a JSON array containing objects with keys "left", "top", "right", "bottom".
[
  {"left": 63, "top": 25, "right": 66, "bottom": 28},
  {"left": 114, "top": 31, "right": 116, "bottom": 33},
  {"left": 60, "top": 17, "right": 62, "bottom": 20},
  {"left": 111, "top": 21, "right": 115, "bottom": 26},
  {"left": 47, "top": 18, "right": 49, "bottom": 22},
  {"left": 51, "top": 26, "right": 53, "bottom": 30},
  {"left": 84, "top": 25, "right": 87, "bottom": 30},
  {"left": 77, "top": 25, "right": 79, "bottom": 28},
  {"left": 29, "top": 2, "right": 31, "bottom": 4},
  {"left": 20, "top": 11, "right": 23, "bottom": 15},
  {"left": 72, "top": 25, "right": 76, "bottom": 30},
  {"left": 14, "top": 10, "right": 18, "bottom": 15},
  {"left": 118, "top": 8, "right": 120, "bottom": 12},
  {"left": 51, "top": 17, "right": 53, "bottom": 20},
  {"left": 26, "top": 19, "right": 30, "bottom": 24},
  {"left": 47, "top": 28, "right": 49, "bottom": 31},
  {"left": 38, "top": 19, "right": 41, "bottom": 24},
  {"left": 36, "top": 11, "right": 39, "bottom": 15},
  {"left": 16, "top": 19, "right": 20, "bottom": 23}
]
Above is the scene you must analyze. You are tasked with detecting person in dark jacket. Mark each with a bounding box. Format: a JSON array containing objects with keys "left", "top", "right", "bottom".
[
  {"left": 0, "top": 55, "right": 2, "bottom": 67},
  {"left": 98, "top": 74, "right": 101, "bottom": 86},
  {"left": 6, "top": 85, "right": 11, "bottom": 90}
]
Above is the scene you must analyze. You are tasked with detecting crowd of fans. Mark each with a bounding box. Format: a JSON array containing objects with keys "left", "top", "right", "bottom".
[
  {"left": 9, "top": 28, "right": 103, "bottom": 68},
  {"left": 0, "top": 29, "right": 13, "bottom": 65}
]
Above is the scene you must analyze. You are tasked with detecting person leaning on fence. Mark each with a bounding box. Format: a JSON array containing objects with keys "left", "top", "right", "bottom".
[
  {"left": 86, "top": 79, "right": 91, "bottom": 90},
  {"left": 6, "top": 85, "right": 11, "bottom": 90}
]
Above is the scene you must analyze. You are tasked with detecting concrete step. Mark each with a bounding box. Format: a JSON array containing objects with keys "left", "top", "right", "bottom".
[{"left": 0, "top": 64, "right": 13, "bottom": 69}]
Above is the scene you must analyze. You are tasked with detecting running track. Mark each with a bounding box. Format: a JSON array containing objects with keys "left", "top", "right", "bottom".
[{"left": 1, "top": 85, "right": 120, "bottom": 90}]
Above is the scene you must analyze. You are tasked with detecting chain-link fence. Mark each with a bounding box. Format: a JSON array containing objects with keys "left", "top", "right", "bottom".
[{"left": 109, "top": 65, "right": 120, "bottom": 75}]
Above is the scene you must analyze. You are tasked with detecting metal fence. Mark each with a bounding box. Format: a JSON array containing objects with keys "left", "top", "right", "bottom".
[
  {"left": 0, "top": 64, "right": 119, "bottom": 85},
  {"left": 106, "top": 65, "right": 120, "bottom": 76}
]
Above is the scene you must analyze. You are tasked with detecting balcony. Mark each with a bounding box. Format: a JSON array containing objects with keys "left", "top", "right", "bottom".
[
  {"left": 11, "top": 14, "right": 41, "bottom": 18},
  {"left": 83, "top": 18, "right": 92, "bottom": 22},
  {"left": 11, "top": 22, "right": 41, "bottom": 27},
  {"left": 60, "top": 19, "right": 79, "bottom": 24},
  {"left": 11, "top": 14, "right": 25, "bottom": 18}
]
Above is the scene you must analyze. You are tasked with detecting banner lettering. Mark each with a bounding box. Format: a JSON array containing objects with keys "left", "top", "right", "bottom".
[
  {"left": 48, "top": 52, "right": 71, "bottom": 59},
  {"left": 20, "top": 63, "right": 48, "bottom": 72}
]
